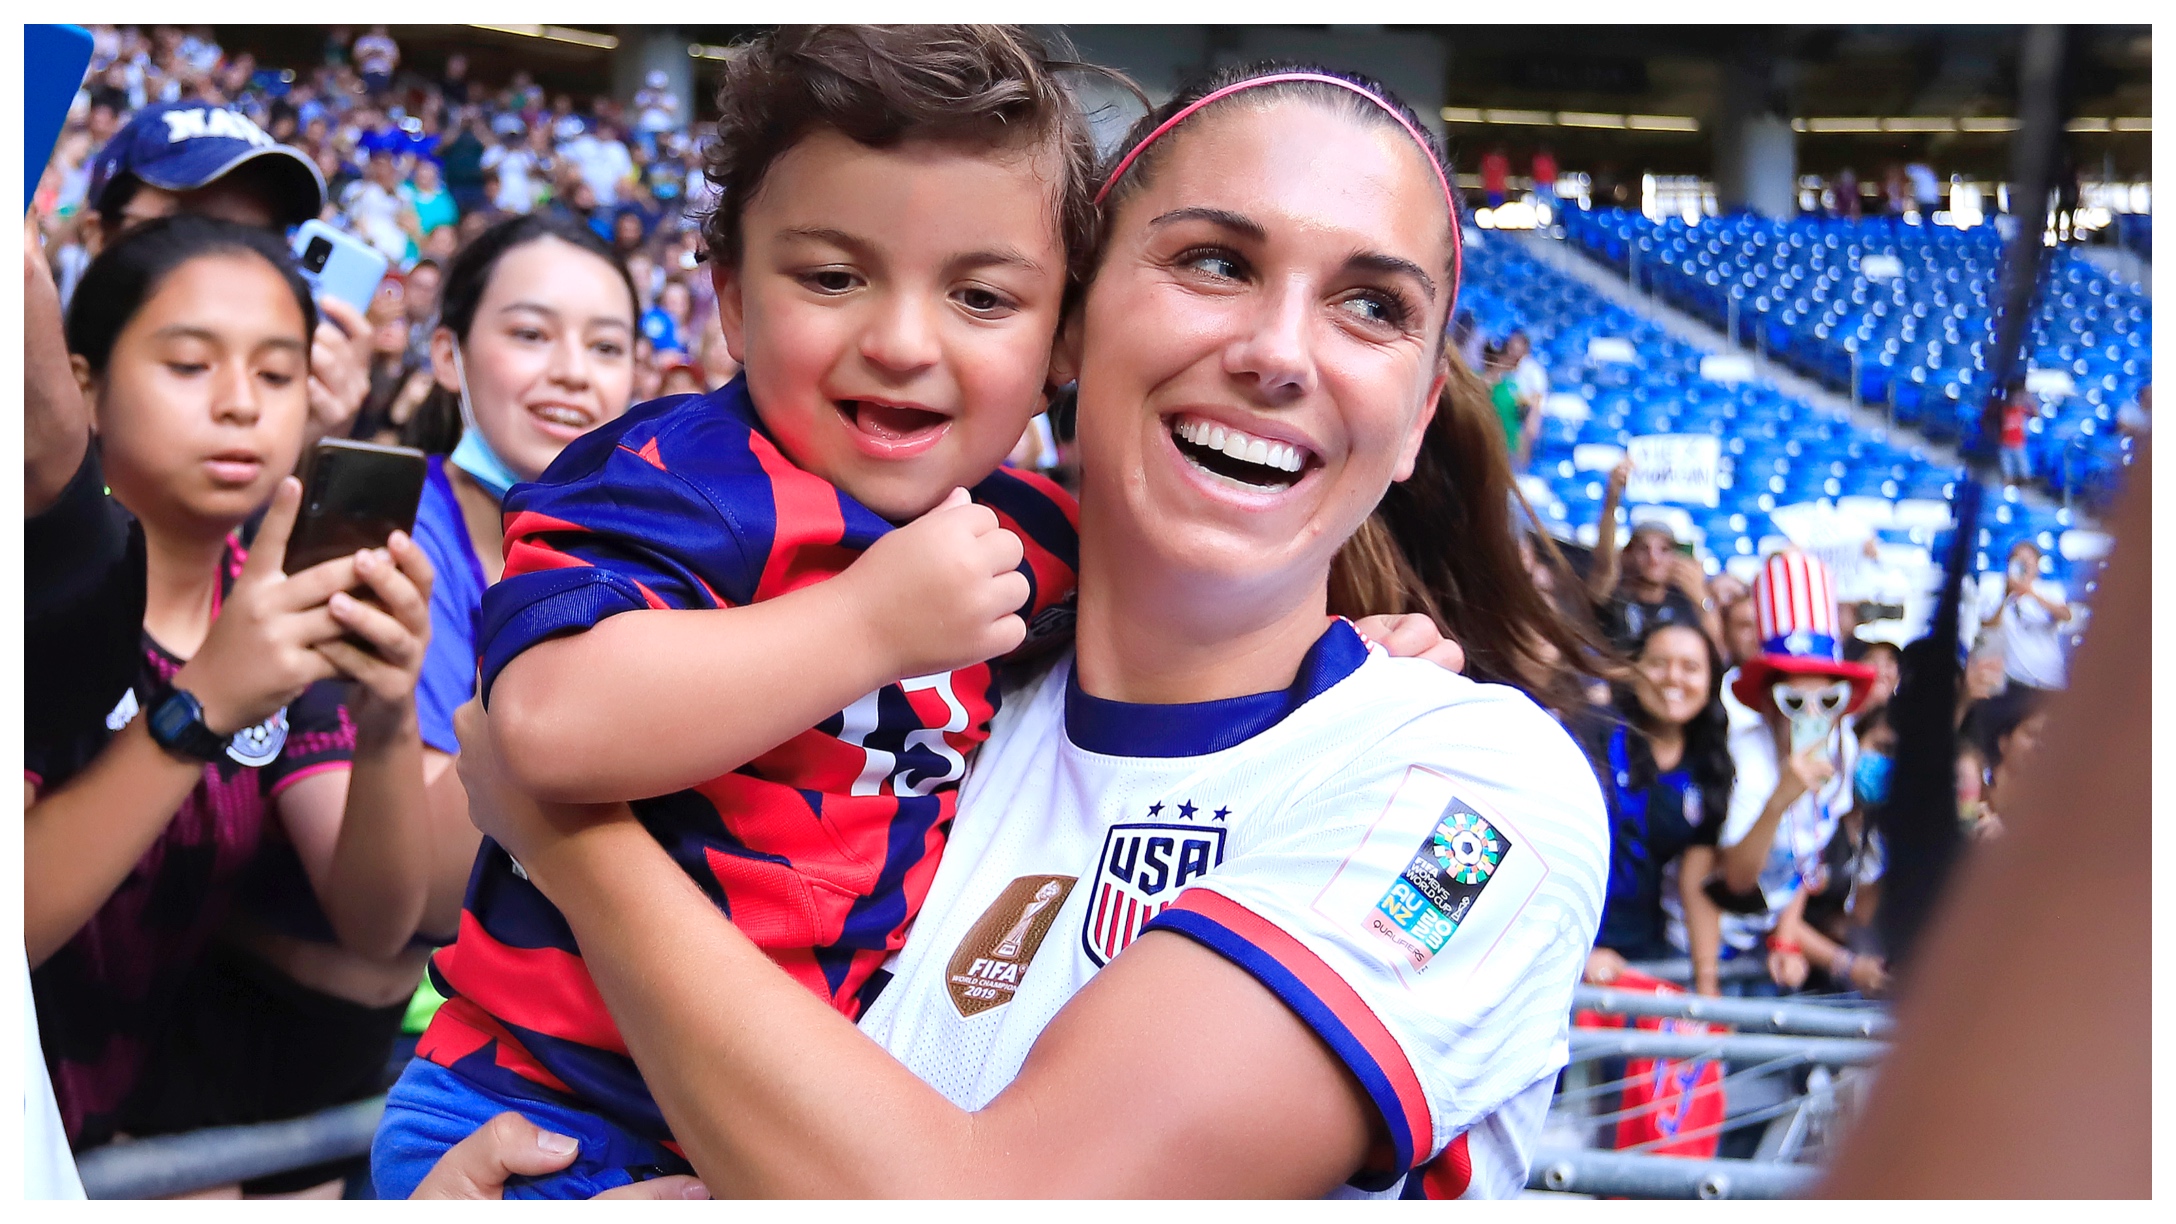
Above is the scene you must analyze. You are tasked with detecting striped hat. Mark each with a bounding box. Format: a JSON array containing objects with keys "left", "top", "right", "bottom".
[{"left": 1731, "top": 550, "right": 1878, "bottom": 715}]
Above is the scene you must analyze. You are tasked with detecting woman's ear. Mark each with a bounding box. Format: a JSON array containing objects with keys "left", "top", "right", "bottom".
[
  {"left": 710, "top": 259, "right": 747, "bottom": 365},
  {"left": 428, "top": 326, "right": 461, "bottom": 395},
  {"left": 1048, "top": 310, "right": 1085, "bottom": 391},
  {"left": 1393, "top": 365, "right": 1448, "bottom": 483},
  {"left": 70, "top": 355, "right": 101, "bottom": 435}
]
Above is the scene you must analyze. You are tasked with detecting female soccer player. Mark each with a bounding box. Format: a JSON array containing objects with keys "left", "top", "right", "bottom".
[{"left": 431, "top": 64, "right": 1607, "bottom": 1198}]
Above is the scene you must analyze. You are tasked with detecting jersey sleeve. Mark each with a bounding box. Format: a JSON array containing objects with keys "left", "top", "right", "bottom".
[
  {"left": 474, "top": 406, "right": 762, "bottom": 703},
  {"left": 265, "top": 679, "right": 356, "bottom": 797},
  {"left": 1142, "top": 686, "right": 1608, "bottom": 1186}
]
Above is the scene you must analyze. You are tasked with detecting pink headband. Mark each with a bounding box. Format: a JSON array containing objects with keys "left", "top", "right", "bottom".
[{"left": 1095, "top": 71, "right": 1462, "bottom": 300}]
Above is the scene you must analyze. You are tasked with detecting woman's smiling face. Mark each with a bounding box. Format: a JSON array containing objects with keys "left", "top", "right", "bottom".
[{"left": 1065, "top": 97, "right": 1453, "bottom": 597}]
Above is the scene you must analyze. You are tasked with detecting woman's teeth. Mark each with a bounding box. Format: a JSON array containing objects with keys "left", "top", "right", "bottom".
[
  {"left": 533, "top": 405, "right": 588, "bottom": 427},
  {"left": 1171, "top": 417, "right": 1305, "bottom": 474}
]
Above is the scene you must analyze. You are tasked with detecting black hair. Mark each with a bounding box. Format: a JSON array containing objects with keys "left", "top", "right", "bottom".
[
  {"left": 1612, "top": 620, "right": 1735, "bottom": 831},
  {"left": 1972, "top": 684, "right": 2049, "bottom": 770},
  {"left": 404, "top": 212, "right": 638, "bottom": 454},
  {"left": 64, "top": 213, "right": 316, "bottom": 375}
]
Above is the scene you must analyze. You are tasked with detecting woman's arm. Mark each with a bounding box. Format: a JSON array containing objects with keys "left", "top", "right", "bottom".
[
  {"left": 26, "top": 724, "right": 227, "bottom": 966},
  {"left": 277, "top": 537, "right": 438, "bottom": 958},
  {"left": 418, "top": 749, "right": 482, "bottom": 940},
  {"left": 519, "top": 809, "right": 1377, "bottom": 1197},
  {"left": 1717, "top": 745, "right": 1828, "bottom": 895},
  {"left": 1677, "top": 845, "right": 1724, "bottom": 996},
  {"left": 25, "top": 484, "right": 354, "bottom": 964},
  {"left": 1585, "top": 458, "right": 1631, "bottom": 602}
]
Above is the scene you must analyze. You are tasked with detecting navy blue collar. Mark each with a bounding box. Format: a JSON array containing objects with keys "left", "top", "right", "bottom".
[{"left": 1064, "top": 620, "right": 1371, "bottom": 758}]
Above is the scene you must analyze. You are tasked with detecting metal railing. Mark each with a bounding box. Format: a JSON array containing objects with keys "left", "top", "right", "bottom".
[
  {"left": 1572, "top": 984, "right": 1892, "bottom": 1039},
  {"left": 70, "top": 972, "right": 1890, "bottom": 1198},
  {"left": 76, "top": 1095, "right": 384, "bottom": 1200},
  {"left": 1526, "top": 1147, "right": 1819, "bottom": 1198}
]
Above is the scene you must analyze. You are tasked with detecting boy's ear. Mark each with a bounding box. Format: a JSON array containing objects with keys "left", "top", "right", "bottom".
[
  {"left": 710, "top": 259, "right": 747, "bottom": 366},
  {"left": 1048, "top": 311, "right": 1084, "bottom": 391}
]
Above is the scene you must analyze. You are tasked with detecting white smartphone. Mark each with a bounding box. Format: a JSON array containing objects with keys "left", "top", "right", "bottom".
[{"left": 291, "top": 219, "right": 390, "bottom": 322}]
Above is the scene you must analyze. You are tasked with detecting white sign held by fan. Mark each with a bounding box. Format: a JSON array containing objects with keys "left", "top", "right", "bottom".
[{"left": 1624, "top": 434, "right": 1721, "bottom": 507}]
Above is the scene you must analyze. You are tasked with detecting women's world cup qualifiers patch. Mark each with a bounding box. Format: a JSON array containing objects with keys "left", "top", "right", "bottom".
[
  {"left": 1311, "top": 766, "right": 1551, "bottom": 980},
  {"left": 1372, "top": 803, "right": 1510, "bottom": 968}
]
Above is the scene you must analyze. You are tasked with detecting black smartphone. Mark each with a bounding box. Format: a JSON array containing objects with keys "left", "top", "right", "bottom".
[{"left": 283, "top": 439, "right": 429, "bottom": 576}]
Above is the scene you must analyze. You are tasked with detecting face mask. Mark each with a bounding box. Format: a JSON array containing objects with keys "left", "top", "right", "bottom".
[
  {"left": 1774, "top": 680, "right": 1852, "bottom": 753},
  {"left": 446, "top": 346, "right": 525, "bottom": 500},
  {"left": 1854, "top": 752, "right": 1893, "bottom": 806}
]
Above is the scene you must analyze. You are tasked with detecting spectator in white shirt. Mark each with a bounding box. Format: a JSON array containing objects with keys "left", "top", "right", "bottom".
[
  {"left": 341, "top": 149, "right": 418, "bottom": 264},
  {"left": 1979, "top": 541, "right": 2072, "bottom": 692},
  {"left": 1703, "top": 552, "right": 1875, "bottom": 986}
]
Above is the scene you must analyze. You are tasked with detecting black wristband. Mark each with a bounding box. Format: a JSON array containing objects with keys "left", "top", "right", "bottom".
[{"left": 146, "top": 686, "right": 231, "bottom": 763}]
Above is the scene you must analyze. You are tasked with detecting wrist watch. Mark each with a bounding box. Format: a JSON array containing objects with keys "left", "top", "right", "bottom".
[{"left": 147, "top": 686, "right": 231, "bottom": 763}]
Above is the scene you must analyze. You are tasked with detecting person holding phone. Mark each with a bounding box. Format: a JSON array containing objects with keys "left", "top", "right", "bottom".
[
  {"left": 1978, "top": 540, "right": 2071, "bottom": 694},
  {"left": 28, "top": 100, "right": 374, "bottom": 523},
  {"left": 1702, "top": 551, "right": 1875, "bottom": 989},
  {"left": 25, "top": 216, "right": 435, "bottom": 1188}
]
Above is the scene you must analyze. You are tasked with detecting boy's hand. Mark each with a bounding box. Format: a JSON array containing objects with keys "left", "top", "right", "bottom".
[
  {"left": 1352, "top": 613, "right": 1465, "bottom": 674},
  {"left": 842, "top": 487, "right": 1029, "bottom": 680}
]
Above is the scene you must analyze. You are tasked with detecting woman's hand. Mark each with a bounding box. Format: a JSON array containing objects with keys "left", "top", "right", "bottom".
[
  {"left": 1849, "top": 954, "right": 1891, "bottom": 996},
  {"left": 172, "top": 478, "right": 354, "bottom": 733},
  {"left": 1783, "top": 743, "right": 1837, "bottom": 800},
  {"left": 453, "top": 698, "right": 625, "bottom": 868},
  {"left": 318, "top": 530, "right": 435, "bottom": 717},
  {"left": 309, "top": 297, "right": 374, "bottom": 443},
  {"left": 410, "top": 1111, "right": 708, "bottom": 1200},
  {"left": 1582, "top": 945, "right": 1628, "bottom": 985},
  {"left": 1352, "top": 613, "right": 1465, "bottom": 673},
  {"left": 1766, "top": 945, "right": 1810, "bottom": 991}
]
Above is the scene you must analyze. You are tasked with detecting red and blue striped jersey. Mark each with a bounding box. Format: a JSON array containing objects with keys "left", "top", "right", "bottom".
[{"left": 421, "top": 378, "right": 1079, "bottom": 1141}]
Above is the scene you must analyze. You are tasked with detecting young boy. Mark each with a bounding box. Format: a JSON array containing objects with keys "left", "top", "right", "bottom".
[{"left": 375, "top": 27, "right": 1097, "bottom": 1198}]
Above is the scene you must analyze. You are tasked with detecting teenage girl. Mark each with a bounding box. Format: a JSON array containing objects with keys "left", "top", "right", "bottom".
[{"left": 27, "top": 216, "right": 434, "bottom": 1186}]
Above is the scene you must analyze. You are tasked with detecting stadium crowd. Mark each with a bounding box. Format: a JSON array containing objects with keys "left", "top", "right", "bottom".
[{"left": 24, "top": 23, "right": 2086, "bottom": 1200}]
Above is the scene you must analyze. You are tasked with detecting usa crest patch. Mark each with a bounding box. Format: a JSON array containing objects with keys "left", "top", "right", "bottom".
[
  {"left": 1369, "top": 799, "right": 1512, "bottom": 970},
  {"left": 1082, "top": 821, "right": 1225, "bottom": 966}
]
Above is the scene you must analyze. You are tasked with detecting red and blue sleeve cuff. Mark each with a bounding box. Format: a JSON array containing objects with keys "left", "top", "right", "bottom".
[
  {"left": 1144, "top": 888, "right": 1433, "bottom": 1190},
  {"left": 475, "top": 567, "right": 651, "bottom": 704}
]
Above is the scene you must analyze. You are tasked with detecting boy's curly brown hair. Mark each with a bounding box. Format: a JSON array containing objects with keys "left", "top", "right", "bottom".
[{"left": 699, "top": 26, "right": 1133, "bottom": 298}]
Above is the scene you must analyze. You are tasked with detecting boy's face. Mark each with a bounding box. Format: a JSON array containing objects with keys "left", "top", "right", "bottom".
[{"left": 714, "top": 130, "right": 1067, "bottom": 522}]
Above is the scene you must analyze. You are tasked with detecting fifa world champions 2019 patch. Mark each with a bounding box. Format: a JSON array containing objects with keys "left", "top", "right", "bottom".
[
  {"left": 1370, "top": 801, "right": 1511, "bottom": 971},
  {"left": 946, "top": 874, "right": 1077, "bottom": 1017}
]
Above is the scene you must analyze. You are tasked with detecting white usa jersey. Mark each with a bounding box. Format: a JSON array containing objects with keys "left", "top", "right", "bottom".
[{"left": 858, "top": 620, "right": 1607, "bottom": 1198}]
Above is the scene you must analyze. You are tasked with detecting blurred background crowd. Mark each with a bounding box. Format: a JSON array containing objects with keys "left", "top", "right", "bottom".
[{"left": 22, "top": 21, "right": 2149, "bottom": 1198}]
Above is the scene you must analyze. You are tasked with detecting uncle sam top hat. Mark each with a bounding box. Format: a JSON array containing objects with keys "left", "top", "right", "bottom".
[
  {"left": 1731, "top": 549, "right": 1877, "bottom": 716},
  {"left": 88, "top": 101, "right": 324, "bottom": 230}
]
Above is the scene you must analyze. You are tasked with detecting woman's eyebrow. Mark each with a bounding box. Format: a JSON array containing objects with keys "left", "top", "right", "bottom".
[
  {"left": 1148, "top": 206, "right": 1266, "bottom": 242},
  {"left": 1345, "top": 251, "right": 1438, "bottom": 304},
  {"left": 150, "top": 324, "right": 308, "bottom": 354}
]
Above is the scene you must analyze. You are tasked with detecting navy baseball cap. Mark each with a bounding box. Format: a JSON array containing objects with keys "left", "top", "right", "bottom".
[{"left": 88, "top": 101, "right": 324, "bottom": 228}]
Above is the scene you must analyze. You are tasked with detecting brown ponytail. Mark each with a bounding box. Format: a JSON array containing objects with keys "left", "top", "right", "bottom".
[{"left": 1328, "top": 358, "right": 1618, "bottom": 721}]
